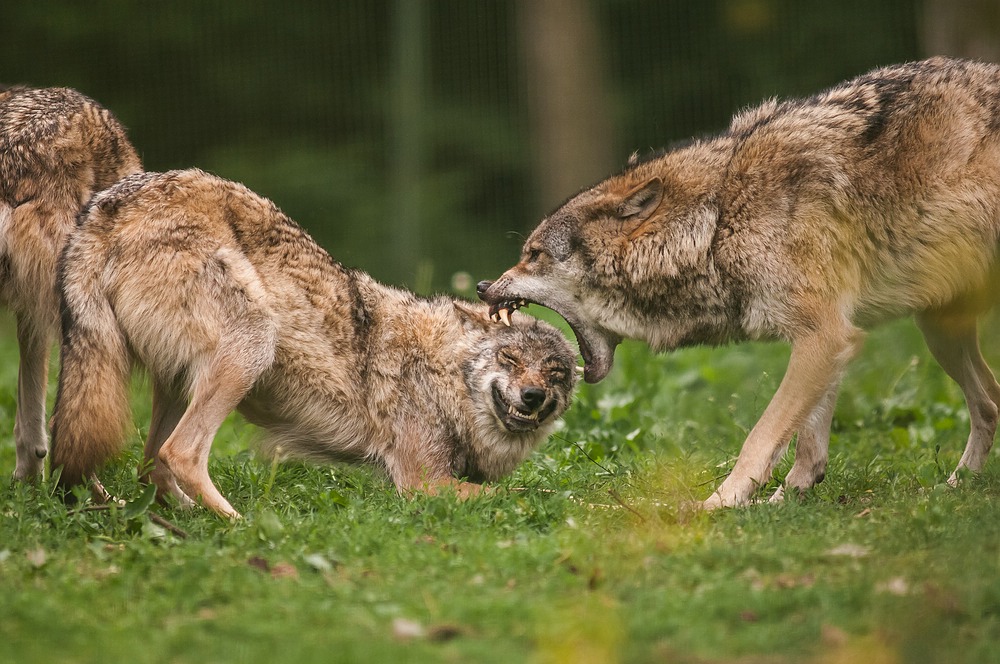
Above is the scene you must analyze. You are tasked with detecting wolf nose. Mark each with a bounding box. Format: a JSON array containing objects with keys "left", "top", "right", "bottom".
[
  {"left": 520, "top": 386, "right": 546, "bottom": 410},
  {"left": 476, "top": 280, "right": 494, "bottom": 300}
]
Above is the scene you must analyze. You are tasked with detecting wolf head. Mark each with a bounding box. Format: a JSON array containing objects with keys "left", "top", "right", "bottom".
[
  {"left": 457, "top": 303, "right": 576, "bottom": 440},
  {"left": 479, "top": 148, "right": 725, "bottom": 383}
]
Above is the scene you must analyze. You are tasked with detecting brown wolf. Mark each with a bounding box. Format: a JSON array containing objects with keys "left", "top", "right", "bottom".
[
  {"left": 479, "top": 56, "right": 1000, "bottom": 508},
  {"left": 0, "top": 86, "right": 141, "bottom": 480},
  {"left": 50, "top": 168, "right": 576, "bottom": 518}
]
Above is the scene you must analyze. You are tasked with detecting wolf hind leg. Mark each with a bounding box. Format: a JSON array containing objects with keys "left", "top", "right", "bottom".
[
  {"left": 157, "top": 325, "right": 275, "bottom": 519},
  {"left": 9, "top": 200, "right": 69, "bottom": 481},
  {"left": 141, "top": 380, "right": 194, "bottom": 508},
  {"left": 916, "top": 309, "right": 1000, "bottom": 484},
  {"left": 12, "top": 314, "right": 52, "bottom": 481}
]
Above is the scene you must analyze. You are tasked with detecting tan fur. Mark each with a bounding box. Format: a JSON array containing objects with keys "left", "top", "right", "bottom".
[
  {"left": 51, "top": 169, "right": 576, "bottom": 518},
  {"left": 479, "top": 57, "right": 1000, "bottom": 508},
  {"left": 0, "top": 86, "right": 141, "bottom": 480}
]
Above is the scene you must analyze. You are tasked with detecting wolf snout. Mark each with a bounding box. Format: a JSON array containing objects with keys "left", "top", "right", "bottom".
[
  {"left": 476, "top": 280, "right": 494, "bottom": 300},
  {"left": 520, "top": 386, "right": 546, "bottom": 410}
]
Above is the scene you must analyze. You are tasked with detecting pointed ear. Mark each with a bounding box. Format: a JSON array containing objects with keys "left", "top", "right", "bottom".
[
  {"left": 617, "top": 177, "right": 663, "bottom": 221},
  {"left": 453, "top": 301, "right": 493, "bottom": 331}
]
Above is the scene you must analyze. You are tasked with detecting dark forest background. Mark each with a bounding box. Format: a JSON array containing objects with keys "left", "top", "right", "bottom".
[{"left": 3, "top": 1, "right": 997, "bottom": 293}]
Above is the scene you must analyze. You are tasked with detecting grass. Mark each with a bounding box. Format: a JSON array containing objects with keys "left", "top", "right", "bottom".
[{"left": 1, "top": 311, "right": 1000, "bottom": 663}]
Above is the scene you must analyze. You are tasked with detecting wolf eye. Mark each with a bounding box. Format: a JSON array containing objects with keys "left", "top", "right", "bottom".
[
  {"left": 497, "top": 349, "right": 518, "bottom": 366},
  {"left": 526, "top": 247, "right": 543, "bottom": 262},
  {"left": 547, "top": 368, "right": 567, "bottom": 382}
]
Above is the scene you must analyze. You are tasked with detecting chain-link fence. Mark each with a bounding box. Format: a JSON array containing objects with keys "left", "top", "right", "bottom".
[{"left": 4, "top": 1, "right": 977, "bottom": 292}]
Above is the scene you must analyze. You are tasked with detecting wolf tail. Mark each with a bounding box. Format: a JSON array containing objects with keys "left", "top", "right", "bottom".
[{"left": 50, "top": 239, "right": 132, "bottom": 489}]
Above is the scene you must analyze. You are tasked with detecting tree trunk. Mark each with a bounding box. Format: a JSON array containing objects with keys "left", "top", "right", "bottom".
[
  {"left": 390, "top": 0, "right": 425, "bottom": 286},
  {"left": 922, "top": 0, "right": 1000, "bottom": 62},
  {"left": 517, "top": 0, "right": 616, "bottom": 215}
]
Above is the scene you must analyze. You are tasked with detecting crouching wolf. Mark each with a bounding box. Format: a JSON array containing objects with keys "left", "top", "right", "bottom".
[
  {"left": 51, "top": 168, "right": 576, "bottom": 518},
  {"left": 479, "top": 57, "right": 1000, "bottom": 508},
  {"left": 0, "top": 86, "right": 141, "bottom": 480}
]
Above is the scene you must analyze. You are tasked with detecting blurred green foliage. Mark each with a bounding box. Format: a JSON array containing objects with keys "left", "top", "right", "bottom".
[{"left": 1, "top": 1, "right": 919, "bottom": 290}]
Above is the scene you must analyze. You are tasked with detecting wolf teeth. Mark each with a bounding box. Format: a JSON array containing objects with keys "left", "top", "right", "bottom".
[
  {"left": 489, "top": 300, "right": 526, "bottom": 326},
  {"left": 507, "top": 404, "right": 538, "bottom": 420}
]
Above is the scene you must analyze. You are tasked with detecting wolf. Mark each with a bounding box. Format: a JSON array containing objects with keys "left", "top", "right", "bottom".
[
  {"left": 479, "top": 56, "right": 1000, "bottom": 508},
  {"left": 0, "top": 85, "right": 141, "bottom": 480},
  {"left": 50, "top": 168, "right": 576, "bottom": 518}
]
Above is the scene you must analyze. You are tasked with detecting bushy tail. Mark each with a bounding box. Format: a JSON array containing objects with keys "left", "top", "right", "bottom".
[{"left": 50, "top": 252, "right": 132, "bottom": 489}]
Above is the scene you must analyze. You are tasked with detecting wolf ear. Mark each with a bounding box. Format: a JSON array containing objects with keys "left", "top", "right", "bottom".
[
  {"left": 453, "top": 301, "right": 493, "bottom": 331},
  {"left": 617, "top": 177, "right": 663, "bottom": 221}
]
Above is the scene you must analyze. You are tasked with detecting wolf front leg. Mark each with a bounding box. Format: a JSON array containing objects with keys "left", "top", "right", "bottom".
[
  {"left": 704, "top": 318, "right": 864, "bottom": 509},
  {"left": 385, "top": 417, "right": 488, "bottom": 499},
  {"left": 407, "top": 477, "right": 488, "bottom": 499},
  {"left": 769, "top": 379, "right": 842, "bottom": 503}
]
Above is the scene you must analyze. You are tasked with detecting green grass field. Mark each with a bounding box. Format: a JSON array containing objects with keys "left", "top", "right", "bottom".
[{"left": 1, "top": 311, "right": 999, "bottom": 663}]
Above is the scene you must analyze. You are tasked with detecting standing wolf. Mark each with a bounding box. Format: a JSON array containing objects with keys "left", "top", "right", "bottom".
[
  {"left": 479, "top": 57, "right": 1000, "bottom": 508},
  {"left": 51, "top": 169, "right": 576, "bottom": 518},
  {"left": 0, "top": 86, "right": 141, "bottom": 480}
]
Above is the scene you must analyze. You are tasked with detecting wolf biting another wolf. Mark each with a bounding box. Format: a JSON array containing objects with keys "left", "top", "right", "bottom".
[{"left": 480, "top": 56, "right": 1000, "bottom": 508}]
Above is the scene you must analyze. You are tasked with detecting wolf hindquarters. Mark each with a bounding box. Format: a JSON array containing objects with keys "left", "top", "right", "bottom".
[
  {"left": 145, "top": 271, "right": 277, "bottom": 518},
  {"left": 917, "top": 309, "right": 1000, "bottom": 484},
  {"left": 1, "top": 87, "right": 141, "bottom": 480},
  {"left": 49, "top": 248, "right": 133, "bottom": 491},
  {"left": 53, "top": 195, "right": 277, "bottom": 517}
]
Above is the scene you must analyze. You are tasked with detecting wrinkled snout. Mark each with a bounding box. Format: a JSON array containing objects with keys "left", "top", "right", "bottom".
[
  {"left": 510, "top": 381, "right": 558, "bottom": 424},
  {"left": 520, "top": 385, "right": 546, "bottom": 411},
  {"left": 476, "top": 278, "right": 528, "bottom": 325}
]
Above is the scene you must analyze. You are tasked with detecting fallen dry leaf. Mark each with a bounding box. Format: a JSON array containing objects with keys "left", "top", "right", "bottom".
[
  {"left": 821, "top": 623, "right": 849, "bottom": 647},
  {"left": 270, "top": 562, "right": 299, "bottom": 580},
  {"left": 826, "top": 543, "right": 869, "bottom": 558},
  {"left": 392, "top": 618, "right": 425, "bottom": 640},
  {"left": 875, "top": 577, "right": 909, "bottom": 596},
  {"left": 26, "top": 547, "right": 47, "bottom": 569}
]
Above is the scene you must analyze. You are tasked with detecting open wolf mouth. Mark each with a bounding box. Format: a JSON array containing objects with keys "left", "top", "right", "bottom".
[
  {"left": 485, "top": 297, "right": 619, "bottom": 384},
  {"left": 491, "top": 382, "right": 556, "bottom": 433}
]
